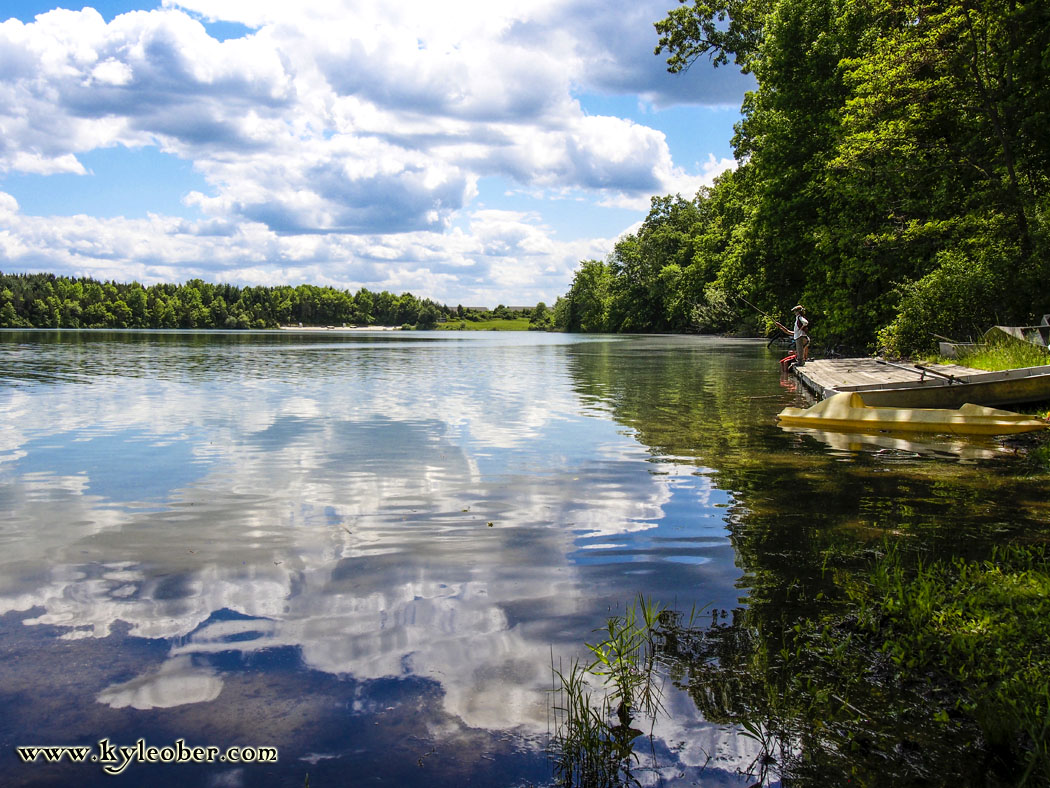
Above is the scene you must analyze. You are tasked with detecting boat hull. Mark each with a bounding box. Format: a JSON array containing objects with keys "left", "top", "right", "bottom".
[
  {"left": 830, "top": 365, "right": 1050, "bottom": 409},
  {"left": 777, "top": 392, "right": 1048, "bottom": 436}
]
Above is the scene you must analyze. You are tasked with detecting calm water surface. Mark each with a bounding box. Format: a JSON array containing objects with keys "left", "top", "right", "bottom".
[{"left": 1, "top": 330, "right": 1047, "bottom": 787}]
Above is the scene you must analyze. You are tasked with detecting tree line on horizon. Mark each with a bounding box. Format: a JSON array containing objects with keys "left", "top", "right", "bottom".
[
  {"left": 0, "top": 271, "right": 504, "bottom": 330},
  {"left": 553, "top": 0, "right": 1049, "bottom": 354}
]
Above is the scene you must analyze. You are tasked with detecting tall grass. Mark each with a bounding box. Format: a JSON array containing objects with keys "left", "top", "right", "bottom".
[{"left": 956, "top": 338, "right": 1050, "bottom": 371}]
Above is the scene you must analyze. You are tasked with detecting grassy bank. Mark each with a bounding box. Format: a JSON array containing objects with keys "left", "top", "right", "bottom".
[
  {"left": 931, "top": 339, "right": 1050, "bottom": 420},
  {"left": 436, "top": 318, "right": 531, "bottom": 331},
  {"left": 956, "top": 340, "right": 1050, "bottom": 372}
]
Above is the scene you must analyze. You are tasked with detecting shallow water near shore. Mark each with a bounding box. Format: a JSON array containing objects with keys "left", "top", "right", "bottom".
[{"left": 1, "top": 329, "right": 1047, "bottom": 786}]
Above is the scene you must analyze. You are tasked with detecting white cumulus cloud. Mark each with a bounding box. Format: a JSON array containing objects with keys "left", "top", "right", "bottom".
[{"left": 0, "top": 0, "right": 747, "bottom": 303}]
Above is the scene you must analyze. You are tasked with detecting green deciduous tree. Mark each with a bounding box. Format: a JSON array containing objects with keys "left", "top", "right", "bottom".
[
  {"left": 416, "top": 302, "right": 441, "bottom": 329},
  {"left": 558, "top": 0, "right": 1050, "bottom": 352},
  {"left": 562, "top": 260, "right": 613, "bottom": 332},
  {"left": 0, "top": 272, "right": 460, "bottom": 332},
  {"left": 832, "top": 0, "right": 1050, "bottom": 351},
  {"left": 529, "top": 301, "right": 553, "bottom": 330}
]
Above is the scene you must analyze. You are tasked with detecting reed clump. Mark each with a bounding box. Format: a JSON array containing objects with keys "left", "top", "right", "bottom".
[{"left": 548, "top": 596, "right": 667, "bottom": 787}]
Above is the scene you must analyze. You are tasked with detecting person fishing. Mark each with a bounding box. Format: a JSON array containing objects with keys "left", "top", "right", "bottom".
[
  {"left": 736, "top": 296, "right": 811, "bottom": 366},
  {"left": 775, "top": 305, "right": 809, "bottom": 366}
]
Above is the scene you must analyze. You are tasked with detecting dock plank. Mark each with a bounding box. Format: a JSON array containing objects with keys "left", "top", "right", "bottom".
[{"left": 795, "top": 358, "right": 980, "bottom": 399}]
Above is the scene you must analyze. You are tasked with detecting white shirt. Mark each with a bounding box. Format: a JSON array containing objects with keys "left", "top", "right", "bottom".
[{"left": 793, "top": 314, "right": 809, "bottom": 340}]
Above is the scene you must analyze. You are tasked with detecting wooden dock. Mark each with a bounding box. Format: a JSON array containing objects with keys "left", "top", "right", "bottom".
[{"left": 793, "top": 358, "right": 981, "bottom": 400}]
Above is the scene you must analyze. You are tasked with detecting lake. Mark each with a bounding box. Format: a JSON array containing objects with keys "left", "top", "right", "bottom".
[{"left": 1, "top": 330, "right": 1047, "bottom": 786}]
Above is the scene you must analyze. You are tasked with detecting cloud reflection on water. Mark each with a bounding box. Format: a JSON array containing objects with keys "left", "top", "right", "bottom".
[
  {"left": 97, "top": 655, "right": 224, "bottom": 710},
  {"left": 0, "top": 332, "right": 751, "bottom": 783}
]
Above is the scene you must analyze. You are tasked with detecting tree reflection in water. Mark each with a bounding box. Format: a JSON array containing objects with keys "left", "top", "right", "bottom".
[
  {"left": 551, "top": 337, "right": 1050, "bottom": 787},
  {"left": 552, "top": 545, "right": 1050, "bottom": 787}
]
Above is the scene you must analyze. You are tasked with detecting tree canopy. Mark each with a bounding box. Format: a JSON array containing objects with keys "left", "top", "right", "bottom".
[
  {"left": 0, "top": 272, "right": 455, "bottom": 330},
  {"left": 559, "top": 0, "right": 1050, "bottom": 354}
]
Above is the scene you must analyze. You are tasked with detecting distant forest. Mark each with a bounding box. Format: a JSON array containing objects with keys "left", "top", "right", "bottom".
[
  {"left": 554, "top": 0, "right": 1050, "bottom": 354},
  {"left": 0, "top": 271, "right": 508, "bottom": 330}
]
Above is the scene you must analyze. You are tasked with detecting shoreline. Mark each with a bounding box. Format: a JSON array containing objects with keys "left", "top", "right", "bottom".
[{"left": 279, "top": 325, "right": 402, "bottom": 331}]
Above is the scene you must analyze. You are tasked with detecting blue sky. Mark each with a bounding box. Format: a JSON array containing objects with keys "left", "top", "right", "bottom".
[{"left": 0, "top": 1, "right": 752, "bottom": 305}]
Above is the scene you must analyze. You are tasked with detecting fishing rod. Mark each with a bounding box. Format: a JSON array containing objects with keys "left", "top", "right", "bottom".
[
  {"left": 737, "top": 295, "right": 803, "bottom": 353},
  {"left": 738, "top": 295, "right": 791, "bottom": 335},
  {"left": 737, "top": 295, "right": 773, "bottom": 320}
]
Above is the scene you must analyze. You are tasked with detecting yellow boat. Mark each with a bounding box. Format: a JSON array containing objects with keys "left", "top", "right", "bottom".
[{"left": 776, "top": 392, "right": 1049, "bottom": 436}]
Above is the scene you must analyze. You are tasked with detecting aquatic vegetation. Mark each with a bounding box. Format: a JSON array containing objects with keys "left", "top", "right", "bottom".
[
  {"left": 849, "top": 545, "right": 1050, "bottom": 783},
  {"left": 548, "top": 597, "right": 668, "bottom": 787},
  {"left": 657, "top": 544, "right": 1050, "bottom": 786},
  {"left": 553, "top": 545, "right": 1050, "bottom": 786}
]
